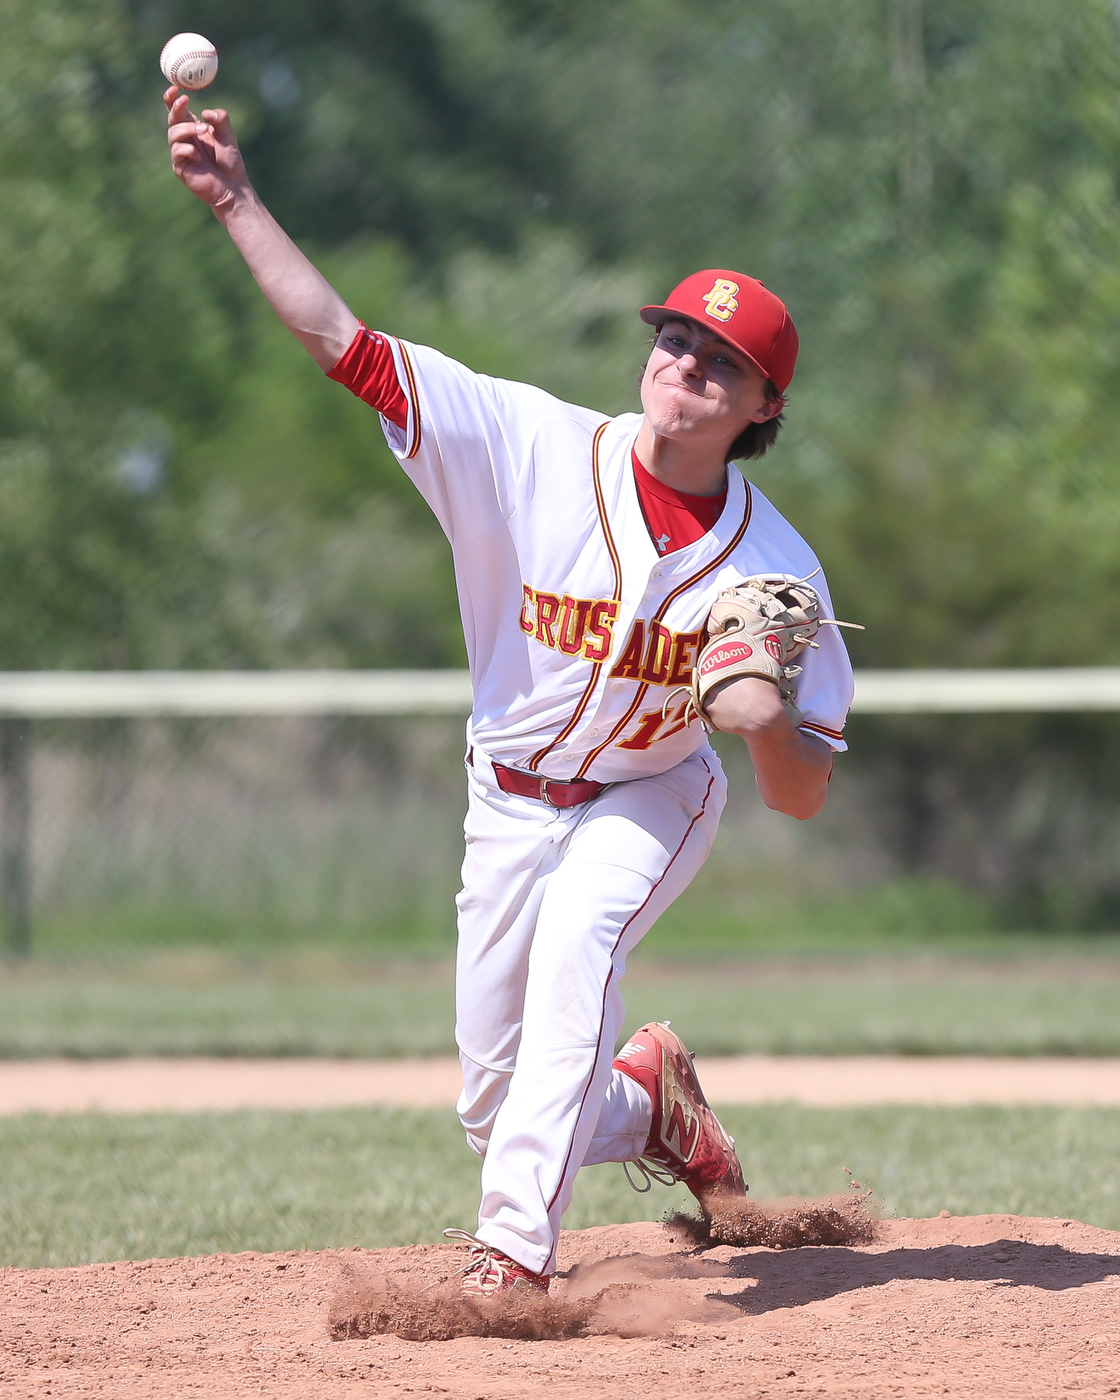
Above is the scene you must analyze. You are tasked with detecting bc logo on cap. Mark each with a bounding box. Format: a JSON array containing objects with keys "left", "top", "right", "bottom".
[{"left": 702, "top": 278, "right": 739, "bottom": 322}]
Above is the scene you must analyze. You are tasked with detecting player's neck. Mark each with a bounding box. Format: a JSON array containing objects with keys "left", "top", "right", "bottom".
[{"left": 633, "top": 420, "right": 729, "bottom": 498}]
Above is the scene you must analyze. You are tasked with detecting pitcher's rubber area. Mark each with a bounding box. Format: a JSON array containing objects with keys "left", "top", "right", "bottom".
[
  {"left": 2, "top": 1214, "right": 1119, "bottom": 1398},
  {"left": 2, "top": 1055, "right": 1120, "bottom": 1115}
]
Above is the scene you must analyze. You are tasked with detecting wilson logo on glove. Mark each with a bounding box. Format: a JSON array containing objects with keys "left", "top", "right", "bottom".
[{"left": 699, "top": 641, "right": 753, "bottom": 675}]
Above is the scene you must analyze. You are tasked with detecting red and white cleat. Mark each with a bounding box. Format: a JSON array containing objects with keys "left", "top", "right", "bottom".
[
  {"left": 613, "top": 1021, "right": 747, "bottom": 1206},
  {"left": 442, "top": 1229, "right": 551, "bottom": 1296}
]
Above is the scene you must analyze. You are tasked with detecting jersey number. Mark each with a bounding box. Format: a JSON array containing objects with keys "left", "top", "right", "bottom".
[{"left": 617, "top": 698, "right": 691, "bottom": 751}]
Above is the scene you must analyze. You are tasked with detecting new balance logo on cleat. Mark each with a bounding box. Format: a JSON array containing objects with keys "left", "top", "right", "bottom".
[
  {"left": 661, "top": 1084, "right": 700, "bottom": 1163},
  {"left": 613, "top": 1021, "right": 747, "bottom": 1207}
]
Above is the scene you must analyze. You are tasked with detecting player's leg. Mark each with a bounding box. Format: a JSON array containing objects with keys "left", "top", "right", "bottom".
[
  {"left": 578, "top": 1052, "right": 654, "bottom": 1165},
  {"left": 453, "top": 760, "right": 583, "bottom": 1158},
  {"left": 472, "top": 749, "right": 727, "bottom": 1276}
]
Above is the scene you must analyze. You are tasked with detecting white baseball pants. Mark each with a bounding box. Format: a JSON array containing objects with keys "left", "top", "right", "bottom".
[{"left": 454, "top": 744, "right": 727, "bottom": 1275}]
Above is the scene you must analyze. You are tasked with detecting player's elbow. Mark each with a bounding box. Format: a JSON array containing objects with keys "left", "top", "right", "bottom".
[
  {"left": 764, "top": 788, "right": 828, "bottom": 821},
  {"left": 754, "top": 741, "right": 833, "bottom": 820},
  {"left": 757, "top": 766, "right": 830, "bottom": 820}
]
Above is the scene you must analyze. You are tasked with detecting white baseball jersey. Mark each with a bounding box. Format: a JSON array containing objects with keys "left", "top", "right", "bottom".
[{"left": 371, "top": 336, "right": 854, "bottom": 776}]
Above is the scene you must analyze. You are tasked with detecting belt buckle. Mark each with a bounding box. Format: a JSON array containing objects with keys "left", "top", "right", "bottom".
[{"left": 538, "top": 776, "right": 558, "bottom": 807}]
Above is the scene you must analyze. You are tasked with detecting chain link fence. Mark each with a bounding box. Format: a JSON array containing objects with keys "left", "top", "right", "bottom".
[
  {"left": 5, "top": 669, "right": 1120, "bottom": 954},
  {"left": 0, "top": 711, "right": 468, "bottom": 957}
]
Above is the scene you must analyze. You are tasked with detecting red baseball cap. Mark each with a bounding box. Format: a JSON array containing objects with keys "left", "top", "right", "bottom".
[{"left": 640, "top": 269, "right": 799, "bottom": 393}]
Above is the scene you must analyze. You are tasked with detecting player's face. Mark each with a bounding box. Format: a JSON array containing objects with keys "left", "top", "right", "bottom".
[{"left": 640, "top": 318, "right": 778, "bottom": 451}]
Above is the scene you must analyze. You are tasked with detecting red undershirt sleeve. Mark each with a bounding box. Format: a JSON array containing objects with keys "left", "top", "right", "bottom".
[{"left": 326, "top": 322, "right": 409, "bottom": 430}]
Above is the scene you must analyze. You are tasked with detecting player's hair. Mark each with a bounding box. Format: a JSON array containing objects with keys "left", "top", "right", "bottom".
[{"left": 726, "top": 384, "right": 784, "bottom": 463}]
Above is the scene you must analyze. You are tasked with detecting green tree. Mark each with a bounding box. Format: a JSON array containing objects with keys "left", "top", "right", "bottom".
[
  {"left": 0, "top": 0, "right": 249, "bottom": 666},
  {"left": 9, "top": 0, "right": 1120, "bottom": 919}
]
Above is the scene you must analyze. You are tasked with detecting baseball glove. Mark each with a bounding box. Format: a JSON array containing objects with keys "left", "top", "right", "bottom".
[{"left": 678, "top": 574, "right": 861, "bottom": 730}]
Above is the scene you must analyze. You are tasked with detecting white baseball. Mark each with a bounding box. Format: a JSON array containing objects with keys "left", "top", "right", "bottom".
[{"left": 160, "top": 33, "right": 218, "bottom": 91}]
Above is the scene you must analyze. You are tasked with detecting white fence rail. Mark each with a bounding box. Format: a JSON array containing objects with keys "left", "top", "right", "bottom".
[
  {"left": 0, "top": 670, "right": 475, "bottom": 718},
  {"left": 1, "top": 667, "right": 1120, "bottom": 717},
  {"left": 851, "top": 668, "right": 1120, "bottom": 714}
]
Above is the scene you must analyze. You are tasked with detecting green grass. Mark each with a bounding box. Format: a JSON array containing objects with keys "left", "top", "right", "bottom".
[
  {"left": 20, "top": 877, "right": 1019, "bottom": 960},
  {"left": 2, "top": 950, "right": 1120, "bottom": 1057},
  {"left": 0, "top": 956, "right": 458, "bottom": 1058},
  {"left": 2, "top": 1103, "right": 1119, "bottom": 1269}
]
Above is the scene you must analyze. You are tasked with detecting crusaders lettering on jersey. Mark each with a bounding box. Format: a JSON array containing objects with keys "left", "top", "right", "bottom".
[
  {"left": 519, "top": 584, "right": 618, "bottom": 662},
  {"left": 609, "top": 620, "right": 702, "bottom": 688}
]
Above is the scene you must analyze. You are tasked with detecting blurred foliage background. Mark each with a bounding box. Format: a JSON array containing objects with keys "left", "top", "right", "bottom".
[{"left": 5, "top": 0, "right": 1120, "bottom": 940}]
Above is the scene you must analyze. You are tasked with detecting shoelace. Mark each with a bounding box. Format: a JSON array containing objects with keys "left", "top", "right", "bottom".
[
  {"left": 623, "top": 1156, "right": 680, "bottom": 1193},
  {"left": 440, "top": 1228, "right": 529, "bottom": 1292}
]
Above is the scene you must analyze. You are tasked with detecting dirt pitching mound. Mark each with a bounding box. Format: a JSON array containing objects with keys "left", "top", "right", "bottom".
[
  {"left": 666, "top": 1191, "right": 879, "bottom": 1250},
  {"left": 329, "top": 1277, "right": 596, "bottom": 1342},
  {"left": 328, "top": 1242, "right": 733, "bottom": 1341},
  {"left": 4, "top": 1213, "right": 1120, "bottom": 1398}
]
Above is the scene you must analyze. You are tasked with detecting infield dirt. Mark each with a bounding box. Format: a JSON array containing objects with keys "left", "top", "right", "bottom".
[{"left": 3, "top": 1212, "right": 1119, "bottom": 1398}]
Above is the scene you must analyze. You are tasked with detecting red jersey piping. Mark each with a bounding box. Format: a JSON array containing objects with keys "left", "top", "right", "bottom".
[
  {"left": 397, "top": 340, "right": 422, "bottom": 459},
  {"left": 526, "top": 422, "right": 618, "bottom": 771},
  {"left": 799, "top": 720, "right": 846, "bottom": 743}
]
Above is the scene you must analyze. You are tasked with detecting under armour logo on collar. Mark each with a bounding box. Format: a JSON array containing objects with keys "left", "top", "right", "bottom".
[{"left": 655, "top": 532, "right": 671, "bottom": 553}]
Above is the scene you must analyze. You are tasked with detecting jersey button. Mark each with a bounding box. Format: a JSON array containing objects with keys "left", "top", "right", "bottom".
[{"left": 589, "top": 728, "right": 599, "bottom": 737}]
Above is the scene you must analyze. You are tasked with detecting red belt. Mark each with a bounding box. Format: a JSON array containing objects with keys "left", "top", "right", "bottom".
[{"left": 492, "top": 762, "right": 607, "bottom": 808}]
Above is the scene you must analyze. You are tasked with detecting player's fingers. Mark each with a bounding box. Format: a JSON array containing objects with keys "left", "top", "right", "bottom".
[
  {"left": 167, "top": 117, "right": 206, "bottom": 140},
  {"left": 170, "top": 140, "right": 204, "bottom": 163},
  {"left": 167, "top": 124, "right": 210, "bottom": 152},
  {"left": 165, "top": 91, "right": 192, "bottom": 124},
  {"left": 199, "top": 109, "right": 235, "bottom": 143},
  {"left": 170, "top": 154, "right": 206, "bottom": 183}
]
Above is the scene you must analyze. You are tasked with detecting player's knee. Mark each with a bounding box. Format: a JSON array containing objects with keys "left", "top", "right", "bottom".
[{"left": 462, "top": 1128, "right": 488, "bottom": 1158}]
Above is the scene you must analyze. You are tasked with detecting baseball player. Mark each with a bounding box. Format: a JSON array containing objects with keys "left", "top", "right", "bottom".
[{"left": 166, "top": 88, "right": 854, "bottom": 1297}]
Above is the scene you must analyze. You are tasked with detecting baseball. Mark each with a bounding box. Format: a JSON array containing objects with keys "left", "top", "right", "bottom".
[{"left": 160, "top": 33, "right": 218, "bottom": 91}]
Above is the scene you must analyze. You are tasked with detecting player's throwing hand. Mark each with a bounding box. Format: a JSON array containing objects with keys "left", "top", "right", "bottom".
[{"left": 164, "top": 89, "right": 247, "bottom": 209}]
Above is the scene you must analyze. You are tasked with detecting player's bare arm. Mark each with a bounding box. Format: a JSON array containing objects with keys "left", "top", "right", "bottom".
[
  {"left": 164, "top": 90, "right": 358, "bottom": 369},
  {"left": 705, "top": 676, "right": 833, "bottom": 819}
]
